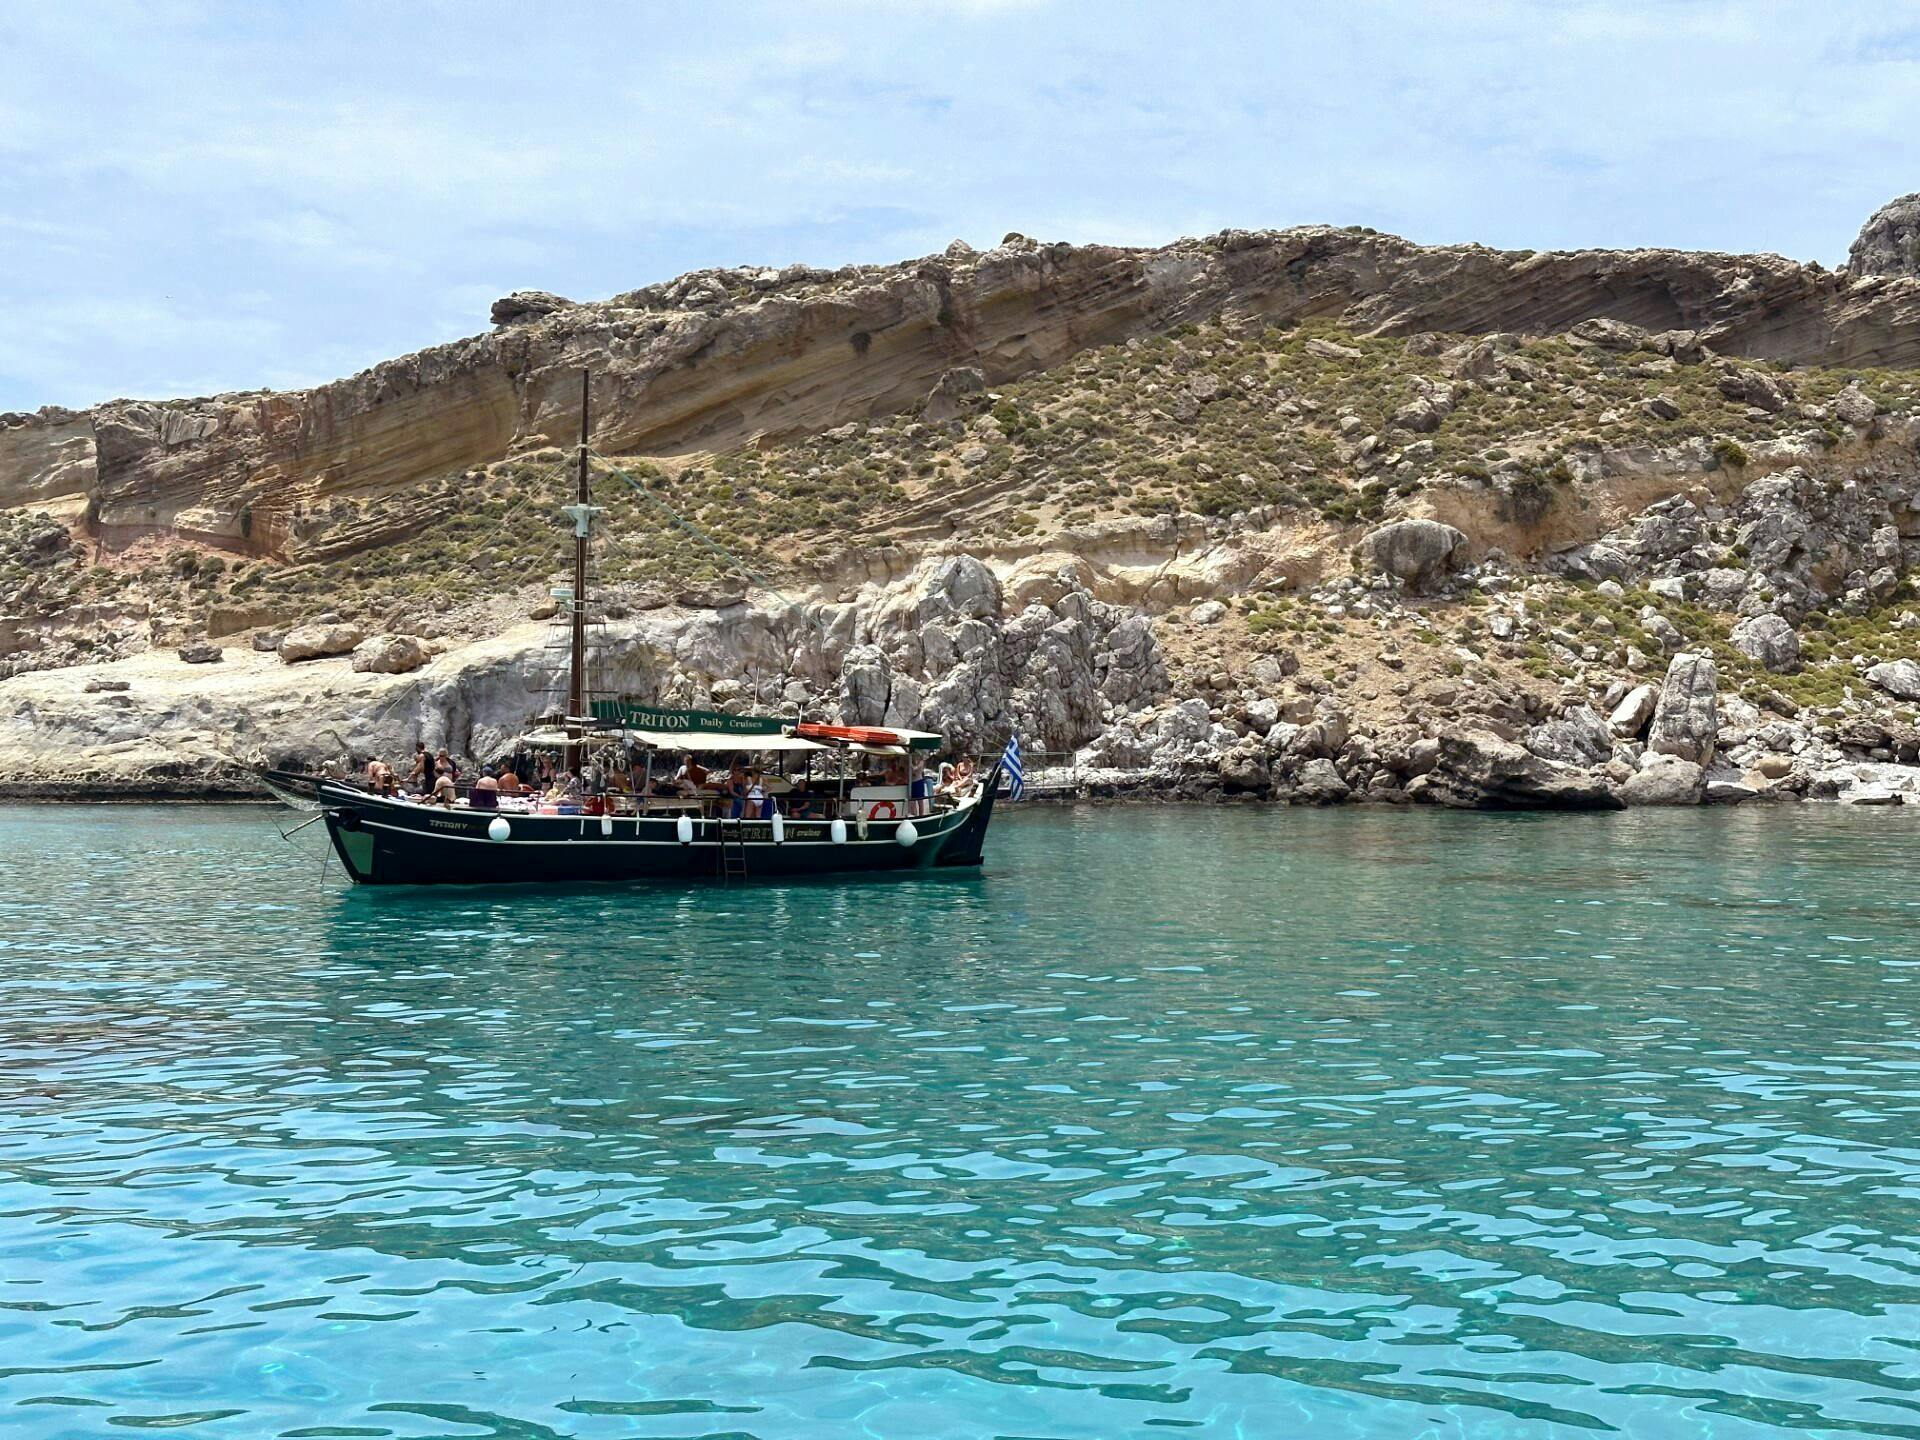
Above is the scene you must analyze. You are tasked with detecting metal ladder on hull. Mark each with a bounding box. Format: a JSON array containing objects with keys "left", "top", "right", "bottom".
[{"left": 717, "top": 819, "right": 748, "bottom": 883}]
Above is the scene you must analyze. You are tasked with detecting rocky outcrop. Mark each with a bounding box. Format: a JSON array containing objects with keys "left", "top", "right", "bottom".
[
  {"left": 1412, "top": 730, "right": 1623, "bottom": 810},
  {"left": 0, "top": 554, "right": 1170, "bottom": 795},
  {"left": 1849, "top": 193, "right": 1920, "bottom": 279}
]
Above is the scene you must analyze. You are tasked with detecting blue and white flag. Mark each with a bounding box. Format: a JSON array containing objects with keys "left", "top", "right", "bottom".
[{"left": 1000, "top": 733, "right": 1025, "bottom": 801}]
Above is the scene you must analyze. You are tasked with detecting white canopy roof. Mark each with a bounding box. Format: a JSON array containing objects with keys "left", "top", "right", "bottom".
[{"left": 627, "top": 729, "right": 827, "bottom": 754}]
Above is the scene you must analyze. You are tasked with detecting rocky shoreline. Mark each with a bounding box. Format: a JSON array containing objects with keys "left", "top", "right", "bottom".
[
  {"left": 4, "top": 537, "right": 1920, "bottom": 813},
  {"left": 7, "top": 205, "right": 1920, "bottom": 806}
]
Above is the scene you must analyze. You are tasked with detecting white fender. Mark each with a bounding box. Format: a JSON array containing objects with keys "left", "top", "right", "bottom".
[
  {"left": 829, "top": 817, "right": 848, "bottom": 845},
  {"left": 895, "top": 819, "right": 919, "bottom": 848},
  {"left": 676, "top": 814, "right": 694, "bottom": 845},
  {"left": 771, "top": 810, "right": 785, "bottom": 844},
  {"left": 487, "top": 816, "right": 511, "bottom": 842},
  {"left": 599, "top": 814, "right": 614, "bottom": 836}
]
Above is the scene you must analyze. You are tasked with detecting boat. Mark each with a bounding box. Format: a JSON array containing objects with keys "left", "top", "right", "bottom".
[{"left": 275, "top": 371, "right": 1003, "bottom": 886}]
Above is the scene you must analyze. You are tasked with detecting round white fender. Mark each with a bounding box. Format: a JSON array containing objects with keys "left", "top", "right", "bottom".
[
  {"left": 771, "top": 810, "right": 785, "bottom": 844},
  {"left": 829, "top": 817, "right": 848, "bottom": 845},
  {"left": 487, "top": 816, "right": 511, "bottom": 842},
  {"left": 676, "top": 814, "right": 694, "bottom": 845},
  {"left": 895, "top": 819, "right": 919, "bottom": 848}
]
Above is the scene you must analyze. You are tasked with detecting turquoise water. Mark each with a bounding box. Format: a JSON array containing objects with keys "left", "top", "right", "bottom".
[{"left": 1, "top": 804, "right": 1917, "bottom": 1439}]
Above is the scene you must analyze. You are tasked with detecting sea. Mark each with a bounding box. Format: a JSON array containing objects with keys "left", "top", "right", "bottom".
[{"left": 1, "top": 802, "right": 1916, "bottom": 1438}]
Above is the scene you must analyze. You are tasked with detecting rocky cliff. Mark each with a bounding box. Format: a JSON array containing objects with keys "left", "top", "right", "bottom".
[{"left": 8, "top": 198, "right": 1920, "bottom": 809}]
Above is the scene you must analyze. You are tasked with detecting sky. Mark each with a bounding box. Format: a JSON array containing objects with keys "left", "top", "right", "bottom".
[{"left": 2, "top": 0, "right": 1917, "bottom": 412}]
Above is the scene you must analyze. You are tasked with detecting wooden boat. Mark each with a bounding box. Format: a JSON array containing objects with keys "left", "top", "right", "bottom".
[
  {"left": 272, "top": 370, "right": 1004, "bottom": 886},
  {"left": 312, "top": 764, "right": 999, "bottom": 886}
]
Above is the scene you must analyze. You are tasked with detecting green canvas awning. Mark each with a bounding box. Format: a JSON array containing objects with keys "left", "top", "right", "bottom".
[{"left": 591, "top": 700, "right": 785, "bottom": 737}]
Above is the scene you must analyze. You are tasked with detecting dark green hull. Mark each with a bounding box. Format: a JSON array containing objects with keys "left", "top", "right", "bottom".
[{"left": 315, "top": 781, "right": 996, "bottom": 886}]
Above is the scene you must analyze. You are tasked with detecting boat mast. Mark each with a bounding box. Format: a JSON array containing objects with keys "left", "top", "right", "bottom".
[{"left": 566, "top": 368, "right": 591, "bottom": 771}]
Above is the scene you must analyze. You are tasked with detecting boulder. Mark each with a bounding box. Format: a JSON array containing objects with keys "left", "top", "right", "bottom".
[
  {"left": 349, "top": 634, "right": 432, "bottom": 675},
  {"left": 1608, "top": 683, "right": 1658, "bottom": 738},
  {"left": 176, "top": 642, "right": 223, "bottom": 665},
  {"left": 1832, "top": 384, "right": 1878, "bottom": 429},
  {"left": 1218, "top": 742, "right": 1270, "bottom": 794},
  {"left": 1621, "top": 756, "right": 1704, "bottom": 806},
  {"left": 1728, "top": 613, "right": 1800, "bottom": 671},
  {"left": 1356, "top": 519, "right": 1468, "bottom": 592},
  {"left": 277, "top": 622, "right": 364, "bottom": 663},
  {"left": 1716, "top": 367, "right": 1790, "bottom": 413},
  {"left": 1867, "top": 658, "right": 1920, "bottom": 701},
  {"left": 1292, "top": 758, "right": 1351, "bottom": 805},
  {"left": 1190, "top": 600, "right": 1228, "bottom": 625},
  {"left": 1646, "top": 653, "right": 1718, "bottom": 764}
]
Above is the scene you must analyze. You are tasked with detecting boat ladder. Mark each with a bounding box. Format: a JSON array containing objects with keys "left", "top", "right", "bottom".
[{"left": 718, "top": 818, "right": 749, "bottom": 883}]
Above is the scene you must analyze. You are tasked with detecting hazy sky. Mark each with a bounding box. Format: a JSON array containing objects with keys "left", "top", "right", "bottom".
[{"left": 3, "top": 0, "right": 1917, "bottom": 411}]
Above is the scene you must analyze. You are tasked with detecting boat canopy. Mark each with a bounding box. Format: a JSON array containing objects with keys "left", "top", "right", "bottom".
[{"left": 625, "top": 729, "right": 827, "bottom": 754}]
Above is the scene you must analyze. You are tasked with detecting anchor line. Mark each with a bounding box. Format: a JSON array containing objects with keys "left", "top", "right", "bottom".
[{"left": 278, "top": 811, "right": 327, "bottom": 841}]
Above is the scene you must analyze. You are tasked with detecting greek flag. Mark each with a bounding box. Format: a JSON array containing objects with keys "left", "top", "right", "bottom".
[{"left": 1000, "top": 733, "right": 1025, "bottom": 801}]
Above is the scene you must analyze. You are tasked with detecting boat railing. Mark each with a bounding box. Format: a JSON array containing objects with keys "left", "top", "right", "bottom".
[{"left": 345, "top": 775, "right": 977, "bottom": 821}]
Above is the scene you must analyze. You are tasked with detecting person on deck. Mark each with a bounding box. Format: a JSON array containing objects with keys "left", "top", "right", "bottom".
[
  {"left": 431, "top": 763, "right": 457, "bottom": 807},
  {"left": 547, "top": 769, "right": 583, "bottom": 814},
  {"left": 409, "top": 743, "right": 429, "bottom": 789},
  {"left": 671, "top": 754, "right": 708, "bottom": 797},
  {"left": 471, "top": 770, "right": 500, "bottom": 810},
  {"left": 725, "top": 758, "right": 749, "bottom": 819},
  {"left": 497, "top": 764, "right": 522, "bottom": 795}
]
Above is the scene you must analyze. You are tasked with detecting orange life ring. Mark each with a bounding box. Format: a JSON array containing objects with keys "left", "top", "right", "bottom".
[{"left": 866, "top": 800, "right": 898, "bottom": 821}]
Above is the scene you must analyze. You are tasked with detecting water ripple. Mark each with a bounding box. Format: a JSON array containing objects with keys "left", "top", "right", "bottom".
[{"left": 1, "top": 804, "right": 1918, "bottom": 1436}]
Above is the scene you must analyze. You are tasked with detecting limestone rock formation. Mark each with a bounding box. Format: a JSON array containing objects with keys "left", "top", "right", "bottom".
[
  {"left": 15, "top": 224, "right": 1920, "bottom": 564},
  {"left": 1848, "top": 193, "right": 1920, "bottom": 279}
]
